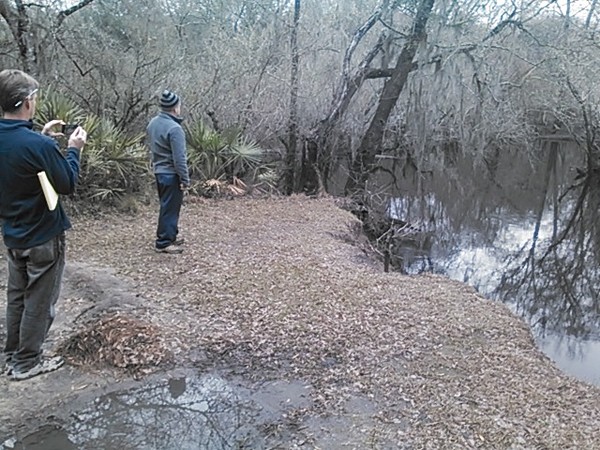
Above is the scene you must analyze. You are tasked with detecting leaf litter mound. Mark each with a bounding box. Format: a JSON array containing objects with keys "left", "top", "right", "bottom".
[
  {"left": 58, "top": 313, "right": 172, "bottom": 377},
  {"left": 64, "top": 195, "right": 600, "bottom": 449}
]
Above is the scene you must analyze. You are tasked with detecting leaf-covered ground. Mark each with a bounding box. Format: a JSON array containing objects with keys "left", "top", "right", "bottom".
[{"left": 2, "top": 195, "right": 600, "bottom": 449}]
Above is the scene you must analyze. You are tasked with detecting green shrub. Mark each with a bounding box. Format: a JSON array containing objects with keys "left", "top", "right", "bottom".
[
  {"left": 35, "top": 91, "right": 150, "bottom": 206},
  {"left": 185, "top": 120, "right": 229, "bottom": 181},
  {"left": 34, "top": 90, "right": 85, "bottom": 129},
  {"left": 80, "top": 118, "right": 149, "bottom": 202},
  {"left": 185, "top": 120, "right": 275, "bottom": 195}
]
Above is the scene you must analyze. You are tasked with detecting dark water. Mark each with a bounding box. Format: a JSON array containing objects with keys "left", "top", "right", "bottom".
[{"left": 365, "top": 142, "right": 600, "bottom": 386}]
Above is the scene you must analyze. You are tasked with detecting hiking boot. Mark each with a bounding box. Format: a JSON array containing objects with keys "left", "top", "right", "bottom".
[
  {"left": 11, "top": 356, "right": 64, "bottom": 381},
  {"left": 155, "top": 244, "right": 183, "bottom": 254}
]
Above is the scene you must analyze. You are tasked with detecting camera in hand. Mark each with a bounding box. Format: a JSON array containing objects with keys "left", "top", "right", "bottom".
[{"left": 61, "top": 123, "right": 78, "bottom": 135}]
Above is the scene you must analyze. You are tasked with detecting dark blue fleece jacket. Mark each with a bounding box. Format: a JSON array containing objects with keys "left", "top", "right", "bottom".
[{"left": 0, "top": 119, "right": 80, "bottom": 249}]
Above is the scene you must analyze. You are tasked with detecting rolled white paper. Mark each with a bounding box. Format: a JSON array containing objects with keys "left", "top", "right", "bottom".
[{"left": 37, "top": 171, "right": 59, "bottom": 211}]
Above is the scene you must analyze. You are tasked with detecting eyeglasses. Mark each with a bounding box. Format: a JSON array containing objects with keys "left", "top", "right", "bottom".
[{"left": 14, "top": 88, "right": 38, "bottom": 108}]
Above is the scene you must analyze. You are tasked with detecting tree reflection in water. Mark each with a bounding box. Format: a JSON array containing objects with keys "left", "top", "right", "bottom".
[
  {"left": 65, "top": 374, "right": 261, "bottom": 449},
  {"left": 10, "top": 376, "right": 312, "bottom": 449},
  {"left": 497, "top": 173, "right": 600, "bottom": 355},
  {"left": 380, "top": 142, "right": 600, "bottom": 384}
]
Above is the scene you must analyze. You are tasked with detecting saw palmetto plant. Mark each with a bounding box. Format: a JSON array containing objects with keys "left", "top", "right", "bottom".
[
  {"left": 35, "top": 92, "right": 149, "bottom": 204},
  {"left": 34, "top": 90, "right": 86, "bottom": 130},
  {"left": 185, "top": 120, "right": 273, "bottom": 196},
  {"left": 81, "top": 118, "right": 148, "bottom": 202}
]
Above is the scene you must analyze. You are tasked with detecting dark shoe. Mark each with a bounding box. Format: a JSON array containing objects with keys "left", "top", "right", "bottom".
[
  {"left": 11, "top": 356, "right": 64, "bottom": 381},
  {"left": 155, "top": 244, "right": 183, "bottom": 254}
]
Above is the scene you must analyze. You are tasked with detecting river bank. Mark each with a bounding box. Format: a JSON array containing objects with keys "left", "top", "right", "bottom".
[{"left": 1, "top": 196, "right": 599, "bottom": 449}]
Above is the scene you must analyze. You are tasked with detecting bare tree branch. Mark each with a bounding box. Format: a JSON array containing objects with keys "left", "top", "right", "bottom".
[
  {"left": 57, "top": 0, "right": 95, "bottom": 27},
  {"left": 338, "top": 0, "right": 390, "bottom": 102}
]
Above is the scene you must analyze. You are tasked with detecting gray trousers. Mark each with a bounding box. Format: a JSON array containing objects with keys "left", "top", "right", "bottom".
[{"left": 4, "top": 233, "right": 65, "bottom": 372}]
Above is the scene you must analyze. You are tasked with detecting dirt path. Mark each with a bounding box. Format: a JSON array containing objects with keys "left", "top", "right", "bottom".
[{"left": 1, "top": 196, "right": 600, "bottom": 449}]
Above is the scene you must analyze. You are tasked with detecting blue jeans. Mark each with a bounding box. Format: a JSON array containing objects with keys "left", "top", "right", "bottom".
[
  {"left": 4, "top": 233, "right": 65, "bottom": 372},
  {"left": 155, "top": 173, "right": 184, "bottom": 249}
]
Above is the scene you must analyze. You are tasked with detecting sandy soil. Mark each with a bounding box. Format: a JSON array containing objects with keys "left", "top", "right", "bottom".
[{"left": 1, "top": 195, "right": 600, "bottom": 449}]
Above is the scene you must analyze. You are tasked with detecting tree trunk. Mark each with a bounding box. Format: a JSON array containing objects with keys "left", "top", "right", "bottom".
[
  {"left": 344, "top": 0, "right": 436, "bottom": 197},
  {"left": 586, "top": 0, "right": 597, "bottom": 29},
  {"left": 282, "top": 0, "right": 301, "bottom": 195},
  {"left": 300, "top": 3, "right": 389, "bottom": 194},
  {"left": 0, "top": 0, "right": 35, "bottom": 73}
]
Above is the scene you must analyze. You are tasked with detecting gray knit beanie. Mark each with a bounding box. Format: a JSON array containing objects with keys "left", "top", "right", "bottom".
[{"left": 159, "top": 89, "right": 180, "bottom": 109}]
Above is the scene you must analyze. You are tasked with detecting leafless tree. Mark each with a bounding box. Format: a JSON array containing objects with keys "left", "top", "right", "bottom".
[
  {"left": 344, "top": 0, "right": 436, "bottom": 197},
  {"left": 282, "top": 0, "right": 301, "bottom": 194},
  {"left": 0, "top": 0, "right": 94, "bottom": 74}
]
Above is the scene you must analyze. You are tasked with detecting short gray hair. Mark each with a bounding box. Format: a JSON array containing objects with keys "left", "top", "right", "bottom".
[{"left": 0, "top": 69, "right": 39, "bottom": 113}]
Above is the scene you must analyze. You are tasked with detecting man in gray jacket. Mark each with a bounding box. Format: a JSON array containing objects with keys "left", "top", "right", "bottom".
[{"left": 147, "top": 90, "right": 190, "bottom": 254}]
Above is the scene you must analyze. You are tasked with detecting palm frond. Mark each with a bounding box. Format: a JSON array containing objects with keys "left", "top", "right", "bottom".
[{"left": 34, "top": 90, "right": 85, "bottom": 128}]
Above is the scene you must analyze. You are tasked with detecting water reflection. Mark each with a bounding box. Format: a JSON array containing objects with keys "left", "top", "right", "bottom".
[
  {"left": 4, "top": 375, "right": 260, "bottom": 450},
  {"left": 384, "top": 143, "right": 600, "bottom": 385},
  {"left": 5, "top": 375, "right": 312, "bottom": 450},
  {"left": 71, "top": 374, "right": 259, "bottom": 449},
  {"left": 540, "top": 336, "right": 600, "bottom": 386}
]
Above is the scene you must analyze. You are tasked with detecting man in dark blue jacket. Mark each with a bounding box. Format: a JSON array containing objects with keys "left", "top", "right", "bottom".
[
  {"left": 147, "top": 90, "right": 190, "bottom": 254},
  {"left": 0, "top": 69, "right": 87, "bottom": 381}
]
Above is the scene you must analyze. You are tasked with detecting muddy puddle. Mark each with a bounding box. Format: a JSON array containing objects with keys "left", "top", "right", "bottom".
[{"left": 2, "top": 374, "right": 312, "bottom": 450}]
